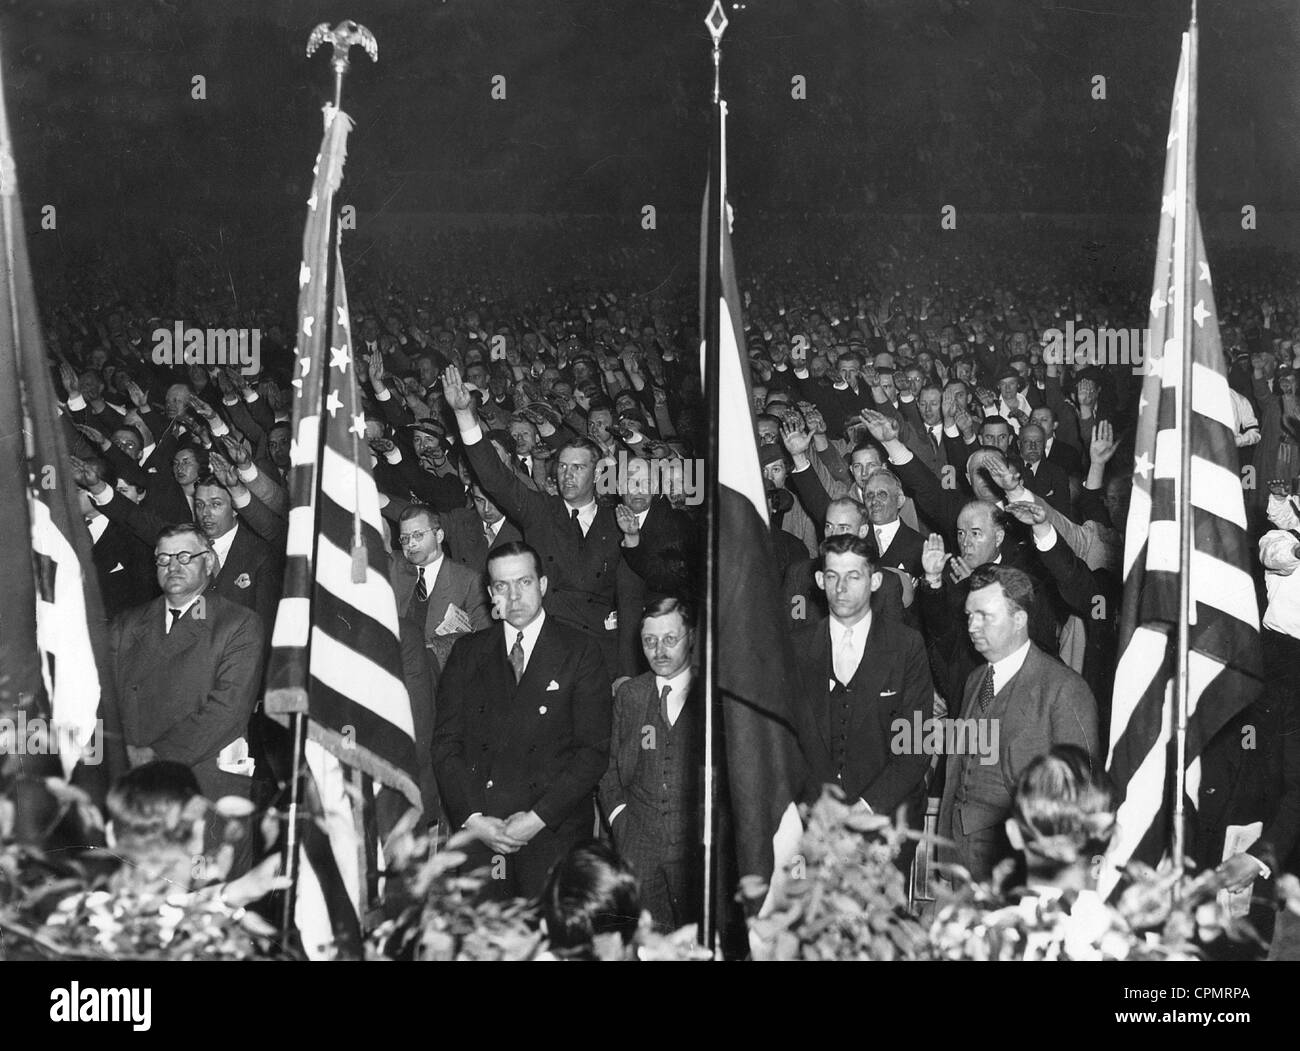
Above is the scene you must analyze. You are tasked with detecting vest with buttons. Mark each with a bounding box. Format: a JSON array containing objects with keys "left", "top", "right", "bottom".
[{"left": 625, "top": 687, "right": 700, "bottom": 859}]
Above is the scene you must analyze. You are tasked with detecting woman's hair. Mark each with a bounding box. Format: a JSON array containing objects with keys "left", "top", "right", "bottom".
[
  {"left": 539, "top": 840, "right": 641, "bottom": 957},
  {"left": 1010, "top": 745, "right": 1116, "bottom": 870}
]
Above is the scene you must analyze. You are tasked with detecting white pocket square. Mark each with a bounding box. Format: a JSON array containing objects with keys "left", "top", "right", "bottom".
[
  {"left": 546, "top": 679, "right": 560, "bottom": 691},
  {"left": 880, "top": 689, "right": 898, "bottom": 697}
]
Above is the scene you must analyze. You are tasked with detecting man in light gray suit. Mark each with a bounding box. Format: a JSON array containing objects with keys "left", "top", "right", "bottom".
[
  {"left": 390, "top": 504, "right": 491, "bottom": 670},
  {"left": 937, "top": 563, "right": 1099, "bottom": 883}
]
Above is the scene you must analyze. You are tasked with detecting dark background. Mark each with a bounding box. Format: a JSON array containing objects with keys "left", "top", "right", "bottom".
[{"left": 4, "top": 0, "right": 1299, "bottom": 285}]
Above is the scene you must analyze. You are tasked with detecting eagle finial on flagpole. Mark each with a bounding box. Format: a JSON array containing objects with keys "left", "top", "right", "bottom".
[
  {"left": 307, "top": 20, "right": 379, "bottom": 109},
  {"left": 705, "top": 1, "right": 729, "bottom": 104}
]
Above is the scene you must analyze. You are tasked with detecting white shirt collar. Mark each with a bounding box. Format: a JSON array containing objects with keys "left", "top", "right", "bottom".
[
  {"left": 655, "top": 667, "right": 693, "bottom": 726},
  {"left": 565, "top": 498, "right": 598, "bottom": 535},
  {"left": 874, "top": 519, "right": 901, "bottom": 553},
  {"left": 503, "top": 609, "right": 547, "bottom": 672},
  {"left": 484, "top": 517, "right": 504, "bottom": 541},
  {"left": 414, "top": 551, "right": 444, "bottom": 590},
  {"left": 164, "top": 593, "right": 204, "bottom": 631},
  {"left": 634, "top": 506, "right": 651, "bottom": 530},
  {"left": 988, "top": 638, "right": 1032, "bottom": 696},
  {"left": 210, "top": 522, "right": 239, "bottom": 574}
]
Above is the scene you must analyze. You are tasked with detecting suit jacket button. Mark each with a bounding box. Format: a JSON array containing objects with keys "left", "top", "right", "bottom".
[
  {"left": 1204, "top": 787, "right": 1216, "bottom": 795},
  {"left": 486, "top": 779, "right": 494, "bottom": 789}
]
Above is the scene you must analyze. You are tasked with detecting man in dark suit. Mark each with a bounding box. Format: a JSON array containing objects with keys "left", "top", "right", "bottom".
[
  {"left": 783, "top": 496, "right": 909, "bottom": 627},
  {"left": 915, "top": 502, "right": 1061, "bottom": 708},
  {"left": 78, "top": 467, "right": 158, "bottom": 618},
  {"left": 937, "top": 564, "right": 1099, "bottom": 882},
  {"left": 859, "top": 468, "right": 925, "bottom": 579},
  {"left": 612, "top": 458, "right": 698, "bottom": 680},
  {"left": 444, "top": 366, "right": 624, "bottom": 676},
  {"left": 507, "top": 416, "right": 550, "bottom": 491},
  {"left": 1193, "top": 686, "right": 1300, "bottom": 948},
  {"left": 598, "top": 597, "right": 701, "bottom": 929},
  {"left": 1031, "top": 405, "right": 1084, "bottom": 479},
  {"left": 440, "top": 484, "right": 523, "bottom": 577},
  {"left": 1017, "top": 423, "right": 1072, "bottom": 519},
  {"left": 390, "top": 504, "right": 490, "bottom": 669},
  {"left": 107, "top": 524, "right": 264, "bottom": 806},
  {"left": 793, "top": 535, "right": 934, "bottom": 866},
  {"left": 72, "top": 457, "right": 283, "bottom": 633},
  {"left": 904, "top": 384, "right": 948, "bottom": 479},
  {"left": 432, "top": 542, "right": 612, "bottom": 898}
]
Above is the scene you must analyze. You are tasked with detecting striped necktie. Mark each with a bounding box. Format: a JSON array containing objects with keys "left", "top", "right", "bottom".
[
  {"left": 415, "top": 566, "right": 428, "bottom": 603},
  {"left": 509, "top": 630, "right": 526, "bottom": 683}
]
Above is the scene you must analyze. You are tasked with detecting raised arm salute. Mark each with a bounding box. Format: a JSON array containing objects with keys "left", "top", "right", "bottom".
[{"left": 443, "top": 365, "right": 625, "bottom": 677}]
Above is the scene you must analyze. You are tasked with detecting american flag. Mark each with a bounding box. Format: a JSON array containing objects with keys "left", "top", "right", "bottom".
[
  {"left": 1102, "top": 25, "right": 1263, "bottom": 891},
  {"left": 0, "top": 53, "right": 112, "bottom": 789},
  {"left": 265, "top": 106, "right": 420, "bottom": 952}
]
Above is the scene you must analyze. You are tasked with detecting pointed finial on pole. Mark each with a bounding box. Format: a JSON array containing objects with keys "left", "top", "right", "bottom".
[
  {"left": 307, "top": 20, "right": 379, "bottom": 110},
  {"left": 705, "top": 1, "right": 729, "bottom": 104}
]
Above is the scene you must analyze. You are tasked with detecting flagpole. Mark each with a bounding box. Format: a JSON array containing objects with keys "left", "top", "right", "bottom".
[
  {"left": 701, "top": 1, "right": 728, "bottom": 957},
  {"left": 1172, "top": 0, "right": 1198, "bottom": 875}
]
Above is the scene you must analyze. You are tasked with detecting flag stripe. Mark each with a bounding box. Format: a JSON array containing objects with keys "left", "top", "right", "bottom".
[{"left": 1103, "top": 26, "right": 1262, "bottom": 894}]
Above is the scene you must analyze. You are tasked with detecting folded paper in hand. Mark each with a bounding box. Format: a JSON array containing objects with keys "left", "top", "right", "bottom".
[{"left": 218, "top": 736, "right": 255, "bottom": 777}]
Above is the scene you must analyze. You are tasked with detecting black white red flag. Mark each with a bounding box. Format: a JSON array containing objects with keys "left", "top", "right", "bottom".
[{"left": 700, "top": 50, "right": 809, "bottom": 898}]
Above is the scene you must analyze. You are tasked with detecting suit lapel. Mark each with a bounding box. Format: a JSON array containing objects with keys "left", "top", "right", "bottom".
[{"left": 813, "top": 620, "right": 834, "bottom": 755}]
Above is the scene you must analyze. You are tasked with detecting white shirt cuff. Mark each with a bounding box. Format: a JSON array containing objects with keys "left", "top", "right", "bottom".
[
  {"left": 943, "top": 425, "right": 960, "bottom": 438},
  {"left": 1033, "top": 527, "right": 1059, "bottom": 552},
  {"left": 89, "top": 485, "right": 114, "bottom": 507},
  {"left": 460, "top": 422, "right": 483, "bottom": 446},
  {"left": 67, "top": 394, "right": 86, "bottom": 412},
  {"left": 208, "top": 417, "right": 230, "bottom": 437},
  {"left": 237, "top": 464, "right": 260, "bottom": 483},
  {"left": 231, "top": 488, "right": 251, "bottom": 509},
  {"left": 223, "top": 395, "right": 239, "bottom": 406},
  {"left": 384, "top": 448, "right": 403, "bottom": 464},
  {"left": 243, "top": 390, "right": 260, "bottom": 403},
  {"left": 374, "top": 384, "right": 392, "bottom": 402}
]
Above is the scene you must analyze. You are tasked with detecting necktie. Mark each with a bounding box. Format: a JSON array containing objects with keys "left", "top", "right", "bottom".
[
  {"left": 415, "top": 566, "right": 428, "bottom": 603},
  {"left": 571, "top": 506, "right": 584, "bottom": 539},
  {"left": 509, "top": 630, "right": 526, "bottom": 683},
  {"left": 875, "top": 526, "right": 885, "bottom": 555},
  {"left": 833, "top": 627, "right": 856, "bottom": 686},
  {"left": 659, "top": 683, "right": 673, "bottom": 727},
  {"left": 484, "top": 522, "right": 495, "bottom": 543},
  {"left": 978, "top": 665, "right": 995, "bottom": 712},
  {"left": 929, "top": 427, "right": 942, "bottom": 456},
  {"left": 167, "top": 607, "right": 183, "bottom": 634}
]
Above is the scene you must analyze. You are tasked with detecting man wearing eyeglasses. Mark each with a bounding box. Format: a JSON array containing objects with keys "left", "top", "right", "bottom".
[
  {"left": 390, "top": 504, "right": 490, "bottom": 669},
  {"left": 598, "top": 598, "right": 701, "bottom": 930},
  {"left": 106, "top": 524, "right": 264, "bottom": 807}
]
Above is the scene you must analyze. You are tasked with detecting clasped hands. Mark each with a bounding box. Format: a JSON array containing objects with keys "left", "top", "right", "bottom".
[{"left": 465, "top": 810, "right": 545, "bottom": 854}]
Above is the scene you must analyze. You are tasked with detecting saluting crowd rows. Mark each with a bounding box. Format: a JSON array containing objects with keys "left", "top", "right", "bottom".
[{"left": 41, "top": 227, "right": 1300, "bottom": 940}]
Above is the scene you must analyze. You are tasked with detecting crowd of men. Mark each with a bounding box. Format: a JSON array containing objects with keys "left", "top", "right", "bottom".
[{"left": 35, "top": 225, "right": 1300, "bottom": 944}]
